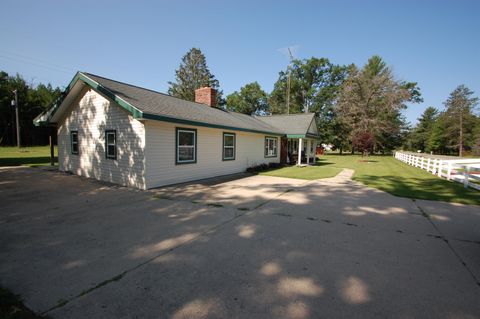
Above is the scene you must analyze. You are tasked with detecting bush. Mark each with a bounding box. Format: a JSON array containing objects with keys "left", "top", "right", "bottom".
[{"left": 246, "top": 162, "right": 284, "bottom": 173}]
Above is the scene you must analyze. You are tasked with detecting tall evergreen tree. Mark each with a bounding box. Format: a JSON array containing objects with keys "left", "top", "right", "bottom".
[
  {"left": 427, "top": 113, "right": 450, "bottom": 154},
  {"left": 168, "top": 48, "right": 224, "bottom": 106},
  {"left": 408, "top": 106, "right": 439, "bottom": 151},
  {"left": 443, "top": 85, "right": 479, "bottom": 156}
]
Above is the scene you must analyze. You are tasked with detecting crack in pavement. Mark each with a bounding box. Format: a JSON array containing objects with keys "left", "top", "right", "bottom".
[
  {"left": 41, "top": 185, "right": 298, "bottom": 315},
  {"left": 412, "top": 199, "right": 480, "bottom": 288}
]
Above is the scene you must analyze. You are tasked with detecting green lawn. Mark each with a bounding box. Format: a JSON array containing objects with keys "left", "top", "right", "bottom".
[
  {"left": 263, "top": 154, "right": 480, "bottom": 205},
  {"left": 0, "top": 146, "right": 57, "bottom": 167}
]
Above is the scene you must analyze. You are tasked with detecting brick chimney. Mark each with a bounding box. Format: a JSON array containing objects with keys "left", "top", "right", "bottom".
[{"left": 195, "top": 87, "right": 217, "bottom": 107}]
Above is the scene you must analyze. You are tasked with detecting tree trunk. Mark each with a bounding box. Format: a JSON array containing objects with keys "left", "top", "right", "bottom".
[{"left": 459, "top": 114, "right": 463, "bottom": 157}]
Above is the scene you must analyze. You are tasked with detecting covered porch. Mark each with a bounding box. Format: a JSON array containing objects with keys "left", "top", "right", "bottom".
[{"left": 285, "top": 135, "right": 319, "bottom": 165}]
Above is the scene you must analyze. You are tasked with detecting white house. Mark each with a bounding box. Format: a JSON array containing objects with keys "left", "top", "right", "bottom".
[{"left": 34, "top": 72, "right": 320, "bottom": 189}]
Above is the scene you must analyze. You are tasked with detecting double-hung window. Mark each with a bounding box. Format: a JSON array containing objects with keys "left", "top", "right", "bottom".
[
  {"left": 105, "top": 130, "right": 117, "bottom": 159},
  {"left": 176, "top": 128, "right": 196, "bottom": 164},
  {"left": 70, "top": 131, "right": 79, "bottom": 155},
  {"left": 223, "top": 133, "right": 235, "bottom": 161},
  {"left": 265, "top": 137, "right": 278, "bottom": 157}
]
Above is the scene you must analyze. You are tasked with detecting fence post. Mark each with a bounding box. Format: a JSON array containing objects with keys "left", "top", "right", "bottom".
[
  {"left": 427, "top": 158, "right": 431, "bottom": 172},
  {"left": 421, "top": 157, "right": 424, "bottom": 170},
  {"left": 437, "top": 160, "right": 443, "bottom": 177},
  {"left": 463, "top": 165, "right": 470, "bottom": 188},
  {"left": 447, "top": 162, "right": 452, "bottom": 180}
]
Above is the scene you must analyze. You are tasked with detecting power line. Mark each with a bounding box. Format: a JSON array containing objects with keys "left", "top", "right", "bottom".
[{"left": 0, "top": 50, "right": 75, "bottom": 74}]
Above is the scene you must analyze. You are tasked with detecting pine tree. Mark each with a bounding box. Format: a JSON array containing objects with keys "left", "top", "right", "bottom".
[
  {"left": 168, "top": 48, "right": 224, "bottom": 106},
  {"left": 409, "top": 107, "right": 439, "bottom": 152},
  {"left": 443, "top": 85, "right": 479, "bottom": 156}
]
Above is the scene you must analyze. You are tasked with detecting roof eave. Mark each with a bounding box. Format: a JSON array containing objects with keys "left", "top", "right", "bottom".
[
  {"left": 286, "top": 133, "right": 321, "bottom": 139},
  {"left": 33, "top": 72, "right": 144, "bottom": 126},
  {"left": 141, "top": 113, "right": 284, "bottom": 136}
]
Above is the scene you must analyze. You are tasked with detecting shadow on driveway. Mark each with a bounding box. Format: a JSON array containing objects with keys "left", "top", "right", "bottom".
[{"left": 0, "top": 167, "right": 479, "bottom": 319}]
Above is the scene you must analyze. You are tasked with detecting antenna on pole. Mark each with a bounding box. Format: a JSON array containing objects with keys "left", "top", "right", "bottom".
[{"left": 286, "top": 47, "right": 294, "bottom": 115}]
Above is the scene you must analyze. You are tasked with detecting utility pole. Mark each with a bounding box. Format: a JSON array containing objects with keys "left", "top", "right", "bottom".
[
  {"left": 12, "top": 90, "right": 20, "bottom": 148},
  {"left": 286, "top": 48, "right": 294, "bottom": 115},
  {"left": 286, "top": 68, "right": 291, "bottom": 114}
]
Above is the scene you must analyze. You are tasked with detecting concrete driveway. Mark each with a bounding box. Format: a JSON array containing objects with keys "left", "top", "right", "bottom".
[{"left": 0, "top": 167, "right": 479, "bottom": 319}]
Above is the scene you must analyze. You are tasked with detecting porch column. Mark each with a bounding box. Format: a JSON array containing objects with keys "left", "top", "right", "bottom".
[
  {"left": 306, "top": 139, "right": 311, "bottom": 165},
  {"left": 298, "top": 138, "right": 303, "bottom": 165}
]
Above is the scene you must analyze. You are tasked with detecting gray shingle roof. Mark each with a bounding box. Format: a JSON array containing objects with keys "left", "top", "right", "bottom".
[
  {"left": 255, "top": 113, "right": 316, "bottom": 135},
  {"left": 84, "top": 73, "right": 282, "bottom": 135}
]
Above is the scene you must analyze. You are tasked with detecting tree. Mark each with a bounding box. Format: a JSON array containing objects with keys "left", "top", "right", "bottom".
[
  {"left": 443, "top": 85, "right": 479, "bottom": 156},
  {"left": 0, "top": 71, "right": 61, "bottom": 146},
  {"left": 427, "top": 113, "right": 450, "bottom": 154},
  {"left": 226, "top": 82, "right": 269, "bottom": 115},
  {"left": 408, "top": 107, "right": 439, "bottom": 152},
  {"left": 269, "top": 57, "right": 348, "bottom": 147},
  {"left": 336, "top": 56, "right": 422, "bottom": 153},
  {"left": 269, "top": 57, "right": 347, "bottom": 115},
  {"left": 168, "top": 48, "right": 225, "bottom": 106},
  {"left": 352, "top": 131, "right": 375, "bottom": 156}
]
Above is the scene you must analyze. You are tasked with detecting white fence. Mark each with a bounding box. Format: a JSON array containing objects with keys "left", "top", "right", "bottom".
[{"left": 394, "top": 151, "right": 480, "bottom": 191}]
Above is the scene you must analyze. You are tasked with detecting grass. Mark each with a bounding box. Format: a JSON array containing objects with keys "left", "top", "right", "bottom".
[
  {"left": 260, "top": 165, "right": 342, "bottom": 180},
  {"left": 0, "top": 286, "right": 50, "bottom": 319},
  {"left": 0, "top": 146, "right": 56, "bottom": 167},
  {"left": 262, "top": 154, "right": 480, "bottom": 205}
]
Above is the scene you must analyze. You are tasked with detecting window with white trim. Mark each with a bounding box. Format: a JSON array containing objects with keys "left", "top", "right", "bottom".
[
  {"left": 105, "top": 130, "right": 117, "bottom": 159},
  {"left": 265, "top": 137, "right": 278, "bottom": 157},
  {"left": 223, "top": 133, "right": 235, "bottom": 160},
  {"left": 176, "top": 128, "right": 196, "bottom": 164},
  {"left": 71, "top": 131, "right": 79, "bottom": 155}
]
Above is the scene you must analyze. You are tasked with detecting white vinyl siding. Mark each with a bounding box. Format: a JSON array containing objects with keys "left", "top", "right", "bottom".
[
  {"left": 144, "top": 121, "right": 280, "bottom": 188},
  {"left": 57, "top": 88, "right": 146, "bottom": 189}
]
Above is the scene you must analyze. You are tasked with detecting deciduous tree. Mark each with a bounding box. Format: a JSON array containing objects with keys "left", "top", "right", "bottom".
[
  {"left": 336, "top": 56, "right": 421, "bottom": 153},
  {"left": 0, "top": 71, "right": 61, "bottom": 146},
  {"left": 226, "top": 82, "right": 269, "bottom": 115}
]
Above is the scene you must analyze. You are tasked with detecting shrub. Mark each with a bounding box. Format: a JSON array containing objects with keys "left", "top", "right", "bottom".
[{"left": 246, "top": 162, "right": 284, "bottom": 173}]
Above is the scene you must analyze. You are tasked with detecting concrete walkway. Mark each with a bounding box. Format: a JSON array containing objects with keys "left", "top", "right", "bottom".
[{"left": 1, "top": 167, "right": 479, "bottom": 319}]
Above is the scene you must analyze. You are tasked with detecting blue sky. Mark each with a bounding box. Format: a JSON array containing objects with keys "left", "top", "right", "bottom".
[{"left": 1, "top": 0, "right": 479, "bottom": 125}]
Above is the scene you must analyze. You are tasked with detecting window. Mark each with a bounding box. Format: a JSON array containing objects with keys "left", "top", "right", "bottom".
[
  {"left": 223, "top": 133, "right": 235, "bottom": 161},
  {"left": 176, "top": 128, "right": 196, "bottom": 164},
  {"left": 105, "top": 130, "right": 117, "bottom": 159},
  {"left": 265, "top": 137, "right": 278, "bottom": 157},
  {"left": 70, "top": 131, "right": 79, "bottom": 155}
]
